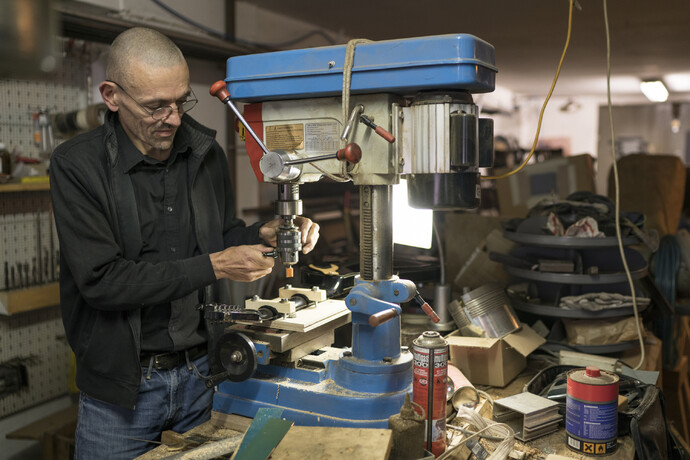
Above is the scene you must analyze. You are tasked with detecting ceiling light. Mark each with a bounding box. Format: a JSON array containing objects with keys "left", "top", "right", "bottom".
[
  {"left": 665, "top": 73, "right": 690, "bottom": 92},
  {"left": 639, "top": 80, "right": 669, "bottom": 102}
]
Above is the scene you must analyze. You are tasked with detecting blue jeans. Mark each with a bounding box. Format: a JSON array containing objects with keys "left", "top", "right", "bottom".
[{"left": 74, "top": 354, "right": 213, "bottom": 460}]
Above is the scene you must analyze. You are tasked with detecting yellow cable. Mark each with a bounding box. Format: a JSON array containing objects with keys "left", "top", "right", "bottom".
[
  {"left": 603, "top": 0, "right": 645, "bottom": 370},
  {"left": 482, "top": 0, "right": 574, "bottom": 180}
]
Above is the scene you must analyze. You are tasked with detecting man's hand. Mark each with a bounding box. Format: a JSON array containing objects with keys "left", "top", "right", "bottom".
[
  {"left": 210, "top": 244, "right": 275, "bottom": 281},
  {"left": 259, "top": 216, "right": 320, "bottom": 254}
]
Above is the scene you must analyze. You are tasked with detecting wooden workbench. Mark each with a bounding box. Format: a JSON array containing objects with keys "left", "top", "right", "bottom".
[
  {"left": 479, "top": 372, "right": 636, "bottom": 460},
  {"left": 136, "top": 411, "right": 393, "bottom": 460}
]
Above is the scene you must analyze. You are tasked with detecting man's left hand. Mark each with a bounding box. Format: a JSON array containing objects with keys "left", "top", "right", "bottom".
[{"left": 259, "top": 216, "right": 320, "bottom": 254}]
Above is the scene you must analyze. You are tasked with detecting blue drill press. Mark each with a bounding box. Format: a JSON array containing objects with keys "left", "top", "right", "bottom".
[{"left": 209, "top": 34, "right": 497, "bottom": 427}]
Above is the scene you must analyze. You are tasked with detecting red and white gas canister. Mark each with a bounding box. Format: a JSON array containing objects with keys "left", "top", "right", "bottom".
[
  {"left": 566, "top": 366, "right": 619, "bottom": 456},
  {"left": 412, "top": 331, "right": 448, "bottom": 457}
]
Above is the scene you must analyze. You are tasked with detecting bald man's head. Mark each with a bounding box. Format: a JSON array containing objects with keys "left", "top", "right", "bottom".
[{"left": 106, "top": 27, "right": 187, "bottom": 88}]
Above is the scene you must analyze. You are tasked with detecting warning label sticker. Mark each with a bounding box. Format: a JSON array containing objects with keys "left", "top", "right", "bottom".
[
  {"left": 265, "top": 124, "right": 304, "bottom": 150},
  {"left": 305, "top": 122, "right": 340, "bottom": 153},
  {"left": 566, "top": 433, "right": 617, "bottom": 455}
]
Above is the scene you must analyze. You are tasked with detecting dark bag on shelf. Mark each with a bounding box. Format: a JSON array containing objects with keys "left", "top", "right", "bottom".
[{"left": 618, "top": 384, "right": 681, "bottom": 460}]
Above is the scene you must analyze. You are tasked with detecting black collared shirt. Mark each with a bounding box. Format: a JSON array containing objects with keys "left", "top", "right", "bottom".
[{"left": 116, "top": 123, "right": 205, "bottom": 352}]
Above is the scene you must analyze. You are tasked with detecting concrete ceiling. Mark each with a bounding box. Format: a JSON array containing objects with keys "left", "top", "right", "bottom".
[{"left": 248, "top": 0, "right": 690, "bottom": 101}]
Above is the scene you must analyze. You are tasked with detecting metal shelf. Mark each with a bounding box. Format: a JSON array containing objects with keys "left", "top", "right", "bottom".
[
  {"left": 503, "top": 231, "right": 639, "bottom": 248},
  {"left": 510, "top": 298, "right": 647, "bottom": 319},
  {"left": 542, "top": 339, "right": 639, "bottom": 354},
  {"left": 503, "top": 264, "right": 648, "bottom": 285}
]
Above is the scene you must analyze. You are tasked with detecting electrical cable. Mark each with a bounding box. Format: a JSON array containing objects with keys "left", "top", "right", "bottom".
[
  {"left": 150, "top": 0, "right": 336, "bottom": 48},
  {"left": 603, "top": 0, "right": 645, "bottom": 370},
  {"left": 440, "top": 405, "right": 514, "bottom": 460},
  {"left": 446, "top": 424, "right": 505, "bottom": 443},
  {"left": 433, "top": 219, "right": 446, "bottom": 285},
  {"left": 482, "top": 0, "right": 574, "bottom": 180},
  {"left": 654, "top": 236, "right": 680, "bottom": 367},
  {"left": 336, "top": 39, "right": 372, "bottom": 180}
]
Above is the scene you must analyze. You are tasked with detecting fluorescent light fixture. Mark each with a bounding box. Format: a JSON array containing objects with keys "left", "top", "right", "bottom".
[
  {"left": 639, "top": 80, "right": 669, "bottom": 102},
  {"left": 665, "top": 73, "right": 690, "bottom": 92},
  {"left": 392, "top": 179, "right": 433, "bottom": 249}
]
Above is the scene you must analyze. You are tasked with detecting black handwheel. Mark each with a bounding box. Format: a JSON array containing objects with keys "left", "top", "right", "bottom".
[{"left": 214, "top": 332, "right": 257, "bottom": 382}]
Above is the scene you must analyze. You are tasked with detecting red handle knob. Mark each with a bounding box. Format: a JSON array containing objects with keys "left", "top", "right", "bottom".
[
  {"left": 336, "top": 143, "right": 362, "bottom": 164},
  {"left": 421, "top": 302, "right": 440, "bottom": 323},
  {"left": 368, "top": 308, "right": 399, "bottom": 328},
  {"left": 375, "top": 126, "right": 396, "bottom": 143},
  {"left": 209, "top": 80, "right": 231, "bottom": 102}
]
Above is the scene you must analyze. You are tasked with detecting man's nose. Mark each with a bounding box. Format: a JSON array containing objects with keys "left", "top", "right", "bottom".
[{"left": 162, "top": 107, "right": 182, "bottom": 126}]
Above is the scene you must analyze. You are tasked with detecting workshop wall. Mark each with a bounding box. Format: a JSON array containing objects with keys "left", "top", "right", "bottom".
[
  {"left": 0, "top": 41, "right": 94, "bottom": 422},
  {"left": 596, "top": 102, "right": 690, "bottom": 194},
  {"left": 77, "top": 0, "right": 226, "bottom": 36}
]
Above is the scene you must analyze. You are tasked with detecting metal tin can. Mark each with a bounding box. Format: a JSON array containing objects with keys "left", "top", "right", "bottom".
[
  {"left": 412, "top": 331, "right": 448, "bottom": 457},
  {"left": 566, "top": 367, "right": 619, "bottom": 456}
]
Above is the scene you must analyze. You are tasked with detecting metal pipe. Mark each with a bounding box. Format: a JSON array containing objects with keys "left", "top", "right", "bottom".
[{"left": 359, "top": 185, "right": 393, "bottom": 281}]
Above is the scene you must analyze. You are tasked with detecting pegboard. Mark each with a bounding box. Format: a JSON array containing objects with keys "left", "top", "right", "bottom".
[
  {"left": 0, "top": 193, "right": 58, "bottom": 291},
  {"left": 0, "top": 40, "right": 99, "bottom": 419},
  {"left": 0, "top": 39, "right": 97, "bottom": 160},
  {"left": 0, "top": 307, "right": 70, "bottom": 419}
]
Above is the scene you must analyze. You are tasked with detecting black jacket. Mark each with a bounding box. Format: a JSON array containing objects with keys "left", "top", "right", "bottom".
[{"left": 50, "top": 111, "right": 261, "bottom": 409}]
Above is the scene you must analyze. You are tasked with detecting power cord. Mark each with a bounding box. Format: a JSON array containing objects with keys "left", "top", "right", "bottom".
[
  {"left": 603, "top": 0, "right": 645, "bottom": 370},
  {"left": 482, "top": 0, "right": 574, "bottom": 180},
  {"left": 441, "top": 405, "right": 515, "bottom": 460}
]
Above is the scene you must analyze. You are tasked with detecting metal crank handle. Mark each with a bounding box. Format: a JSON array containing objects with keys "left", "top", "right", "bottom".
[
  {"left": 360, "top": 114, "right": 395, "bottom": 143},
  {"left": 413, "top": 292, "right": 441, "bottom": 323},
  {"left": 210, "top": 81, "right": 270, "bottom": 156},
  {"left": 263, "top": 249, "right": 279, "bottom": 258},
  {"left": 368, "top": 308, "right": 400, "bottom": 328},
  {"left": 284, "top": 143, "right": 362, "bottom": 166}
]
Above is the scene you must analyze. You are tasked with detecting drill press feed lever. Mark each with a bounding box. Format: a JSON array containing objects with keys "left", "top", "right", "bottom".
[{"left": 211, "top": 81, "right": 362, "bottom": 277}]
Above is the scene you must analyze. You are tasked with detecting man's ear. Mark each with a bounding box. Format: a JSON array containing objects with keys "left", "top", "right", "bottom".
[{"left": 99, "top": 81, "right": 119, "bottom": 112}]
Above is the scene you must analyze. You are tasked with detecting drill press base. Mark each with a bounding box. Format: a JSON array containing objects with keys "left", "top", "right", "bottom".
[{"left": 213, "top": 350, "right": 413, "bottom": 428}]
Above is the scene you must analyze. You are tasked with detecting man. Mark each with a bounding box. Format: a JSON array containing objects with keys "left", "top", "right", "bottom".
[{"left": 50, "top": 27, "right": 319, "bottom": 459}]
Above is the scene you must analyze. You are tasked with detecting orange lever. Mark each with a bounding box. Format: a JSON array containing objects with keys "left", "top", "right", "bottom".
[
  {"left": 360, "top": 114, "right": 395, "bottom": 143},
  {"left": 421, "top": 302, "right": 440, "bottom": 323},
  {"left": 210, "top": 80, "right": 271, "bottom": 156}
]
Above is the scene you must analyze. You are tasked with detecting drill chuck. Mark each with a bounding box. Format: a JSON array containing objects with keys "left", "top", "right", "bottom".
[{"left": 277, "top": 228, "right": 301, "bottom": 265}]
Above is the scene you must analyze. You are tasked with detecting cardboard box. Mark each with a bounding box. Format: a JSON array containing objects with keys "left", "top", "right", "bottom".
[
  {"left": 494, "top": 154, "right": 596, "bottom": 218},
  {"left": 447, "top": 324, "right": 545, "bottom": 387}
]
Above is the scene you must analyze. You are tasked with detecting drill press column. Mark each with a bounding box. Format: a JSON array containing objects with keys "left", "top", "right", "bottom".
[{"left": 360, "top": 185, "right": 393, "bottom": 281}]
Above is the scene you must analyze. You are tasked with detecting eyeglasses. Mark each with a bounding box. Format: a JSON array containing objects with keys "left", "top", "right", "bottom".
[{"left": 106, "top": 80, "right": 198, "bottom": 120}]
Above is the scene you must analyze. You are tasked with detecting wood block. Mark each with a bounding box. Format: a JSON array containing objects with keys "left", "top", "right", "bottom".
[
  {"left": 250, "top": 299, "right": 350, "bottom": 333},
  {"left": 270, "top": 426, "right": 392, "bottom": 460},
  {"left": 0, "top": 282, "right": 59, "bottom": 315},
  {"left": 210, "top": 411, "right": 252, "bottom": 432}
]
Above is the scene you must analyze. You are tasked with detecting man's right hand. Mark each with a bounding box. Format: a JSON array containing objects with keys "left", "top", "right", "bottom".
[{"left": 210, "top": 245, "right": 275, "bottom": 281}]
